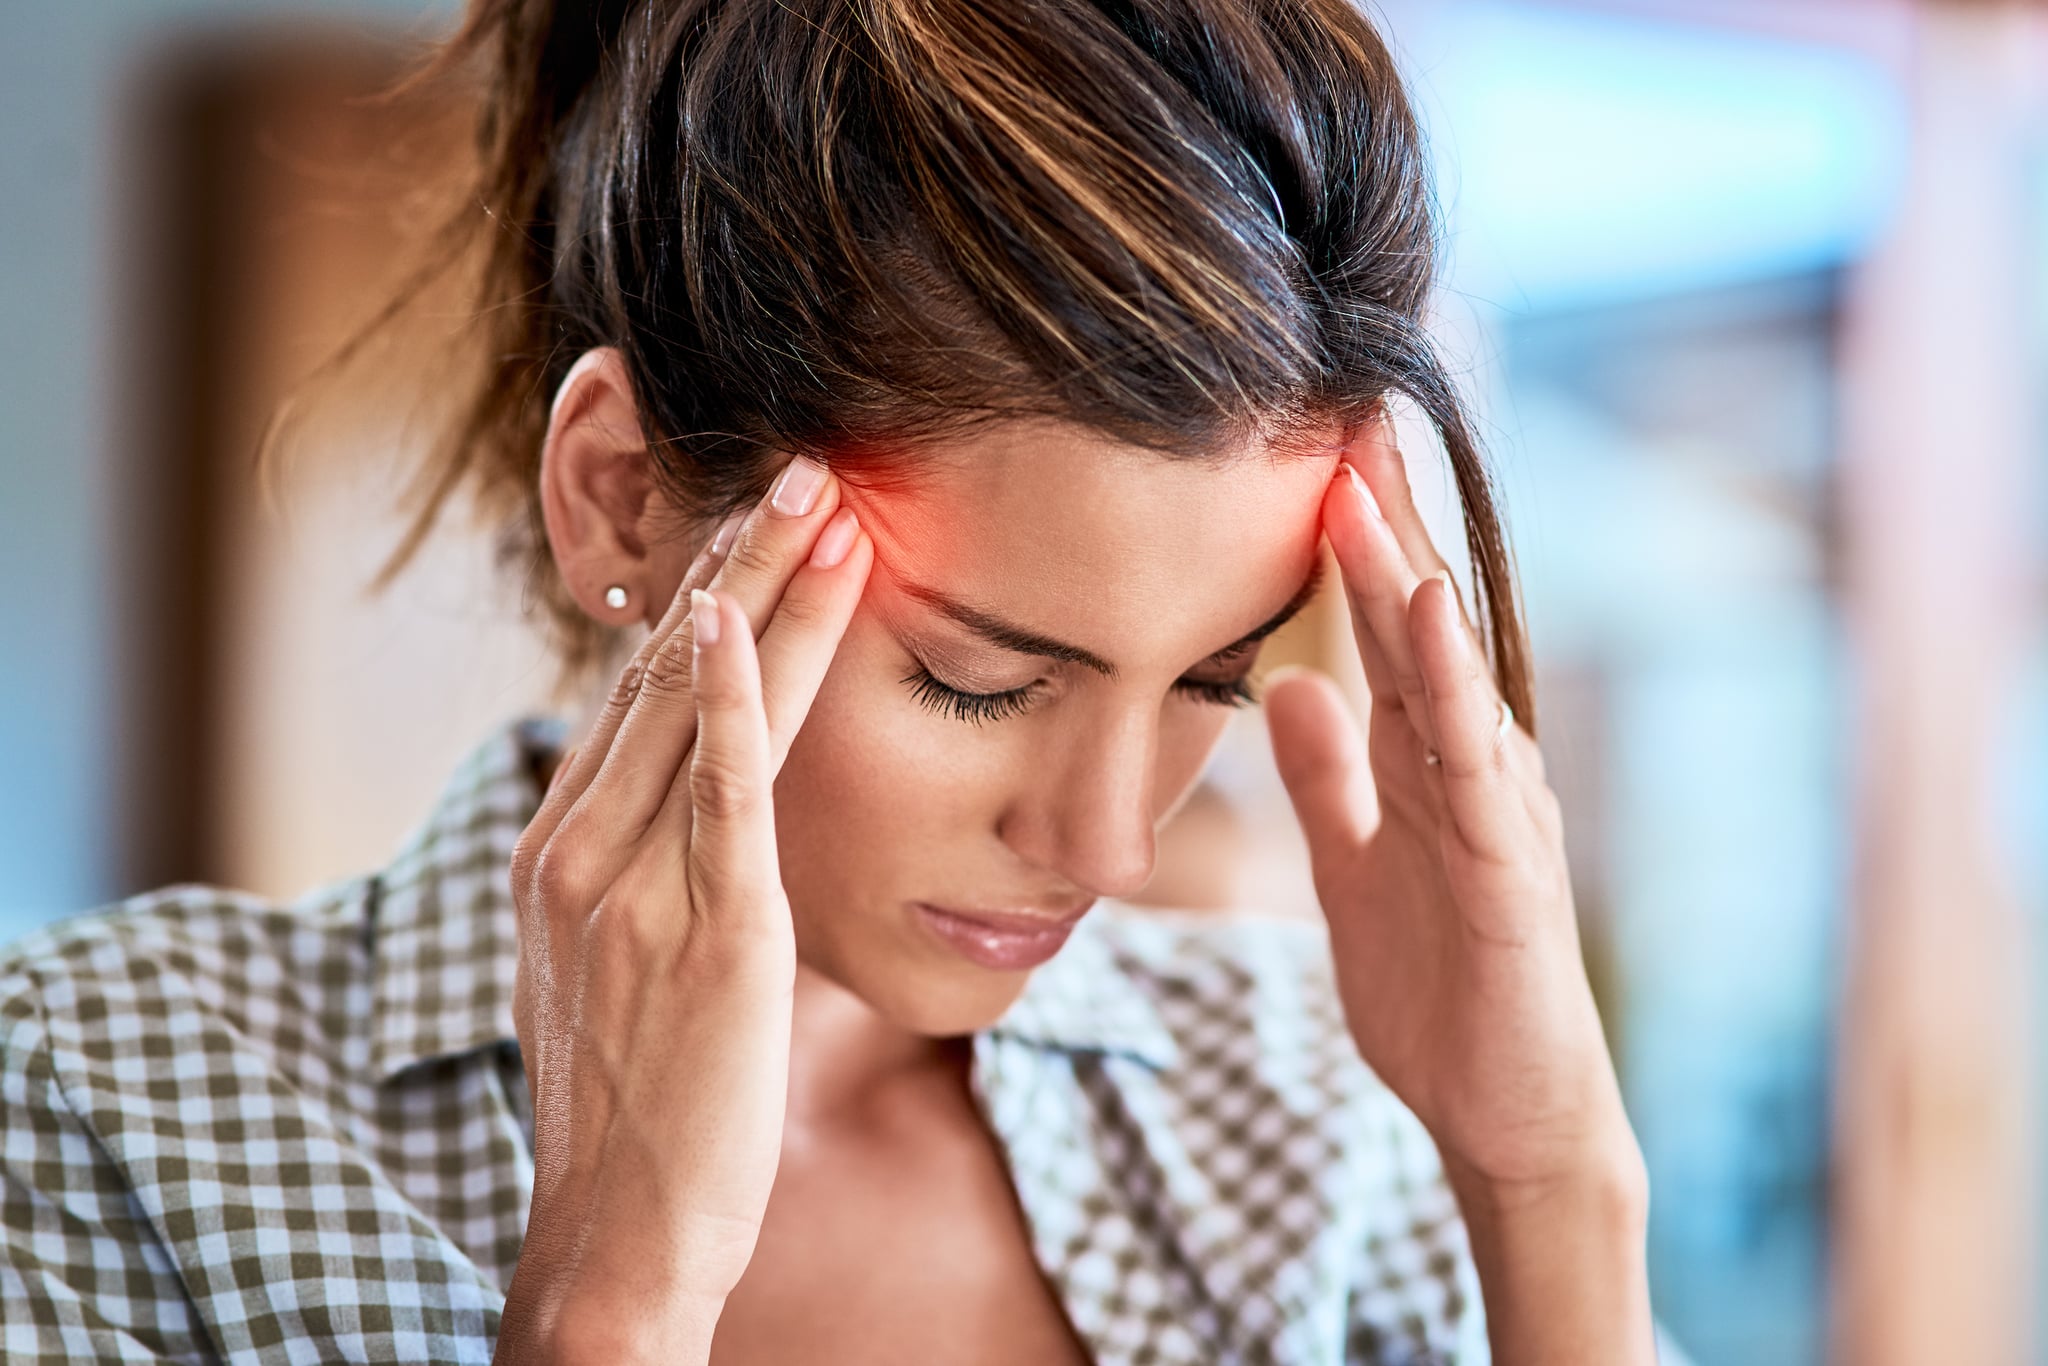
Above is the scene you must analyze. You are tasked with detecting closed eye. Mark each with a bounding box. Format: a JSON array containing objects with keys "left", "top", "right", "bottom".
[
  {"left": 900, "top": 665, "right": 1258, "bottom": 727},
  {"left": 902, "top": 669, "right": 1037, "bottom": 725}
]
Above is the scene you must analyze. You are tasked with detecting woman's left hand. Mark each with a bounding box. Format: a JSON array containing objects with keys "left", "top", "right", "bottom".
[{"left": 1262, "top": 416, "right": 1643, "bottom": 1209}]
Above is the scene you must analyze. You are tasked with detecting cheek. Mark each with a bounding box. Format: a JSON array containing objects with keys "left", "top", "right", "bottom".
[
  {"left": 1152, "top": 703, "right": 1237, "bottom": 819},
  {"left": 770, "top": 617, "right": 1016, "bottom": 884}
]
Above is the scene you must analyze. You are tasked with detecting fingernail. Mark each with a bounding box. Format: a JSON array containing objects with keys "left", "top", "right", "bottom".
[
  {"left": 691, "top": 588, "right": 721, "bottom": 646},
  {"left": 768, "top": 455, "right": 829, "bottom": 518},
  {"left": 1345, "top": 463, "right": 1385, "bottom": 522},
  {"left": 809, "top": 507, "right": 859, "bottom": 569},
  {"left": 710, "top": 511, "right": 743, "bottom": 557},
  {"left": 1435, "top": 572, "right": 1464, "bottom": 632}
]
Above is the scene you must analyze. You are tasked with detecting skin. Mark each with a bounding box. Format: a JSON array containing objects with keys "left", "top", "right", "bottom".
[{"left": 495, "top": 347, "right": 1656, "bottom": 1365}]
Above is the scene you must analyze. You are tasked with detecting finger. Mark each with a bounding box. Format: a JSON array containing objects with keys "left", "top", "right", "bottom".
[
  {"left": 1325, "top": 459, "right": 1441, "bottom": 754},
  {"left": 1411, "top": 573, "right": 1528, "bottom": 867},
  {"left": 554, "top": 452, "right": 839, "bottom": 852},
  {"left": 1349, "top": 414, "right": 1453, "bottom": 585},
  {"left": 682, "top": 588, "right": 787, "bottom": 943},
  {"left": 526, "top": 510, "right": 741, "bottom": 848},
  {"left": 1348, "top": 417, "right": 1489, "bottom": 660},
  {"left": 751, "top": 506, "right": 874, "bottom": 774},
  {"left": 1262, "top": 665, "right": 1380, "bottom": 868},
  {"left": 1317, "top": 469, "right": 1398, "bottom": 704},
  {"left": 705, "top": 454, "right": 846, "bottom": 643},
  {"left": 654, "top": 510, "right": 871, "bottom": 855}
]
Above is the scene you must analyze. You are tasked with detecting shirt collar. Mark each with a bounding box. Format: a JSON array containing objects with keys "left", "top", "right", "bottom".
[
  {"left": 367, "top": 714, "right": 1178, "bottom": 1082},
  {"left": 986, "top": 905, "right": 1180, "bottom": 1069},
  {"left": 368, "top": 714, "right": 563, "bottom": 1083}
]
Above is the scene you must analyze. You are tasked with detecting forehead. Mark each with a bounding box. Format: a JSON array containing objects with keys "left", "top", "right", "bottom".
[{"left": 840, "top": 420, "right": 1341, "bottom": 657}]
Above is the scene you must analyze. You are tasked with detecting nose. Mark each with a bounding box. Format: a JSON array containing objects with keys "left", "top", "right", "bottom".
[{"left": 996, "top": 710, "right": 1159, "bottom": 900}]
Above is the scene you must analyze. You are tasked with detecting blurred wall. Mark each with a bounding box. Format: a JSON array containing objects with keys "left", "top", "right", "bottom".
[{"left": 0, "top": 0, "right": 460, "bottom": 932}]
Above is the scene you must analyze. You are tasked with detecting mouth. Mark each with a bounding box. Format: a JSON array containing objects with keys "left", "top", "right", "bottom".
[{"left": 911, "top": 898, "right": 1096, "bottom": 972}]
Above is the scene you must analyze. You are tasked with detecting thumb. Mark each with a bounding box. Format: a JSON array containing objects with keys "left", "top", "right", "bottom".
[{"left": 1263, "top": 665, "right": 1378, "bottom": 860}]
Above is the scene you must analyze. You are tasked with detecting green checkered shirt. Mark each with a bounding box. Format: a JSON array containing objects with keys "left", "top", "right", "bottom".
[{"left": 1, "top": 715, "right": 1494, "bottom": 1363}]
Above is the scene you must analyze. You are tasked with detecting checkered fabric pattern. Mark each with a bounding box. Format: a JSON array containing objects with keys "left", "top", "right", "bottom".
[{"left": 0, "top": 713, "right": 1672, "bottom": 1364}]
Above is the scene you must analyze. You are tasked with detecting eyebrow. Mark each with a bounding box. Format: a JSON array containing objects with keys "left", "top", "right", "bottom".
[{"left": 895, "top": 558, "right": 1328, "bottom": 680}]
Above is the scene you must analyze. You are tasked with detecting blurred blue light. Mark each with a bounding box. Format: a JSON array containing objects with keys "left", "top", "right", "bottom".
[{"left": 1421, "top": 3, "right": 1907, "bottom": 311}]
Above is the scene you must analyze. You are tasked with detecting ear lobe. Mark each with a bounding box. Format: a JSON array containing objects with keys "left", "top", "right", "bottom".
[{"left": 539, "top": 346, "right": 662, "bottom": 616}]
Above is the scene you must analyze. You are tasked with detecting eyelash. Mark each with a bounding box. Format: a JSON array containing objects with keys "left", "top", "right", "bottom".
[{"left": 901, "top": 666, "right": 1259, "bottom": 726}]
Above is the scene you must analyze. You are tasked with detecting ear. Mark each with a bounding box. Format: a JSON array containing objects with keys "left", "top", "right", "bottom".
[{"left": 538, "top": 347, "right": 693, "bottom": 628}]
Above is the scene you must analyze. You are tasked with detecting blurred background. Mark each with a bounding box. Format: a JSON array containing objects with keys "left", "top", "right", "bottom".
[{"left": 1, "top": 0, "right": 2042, "bottom": 1362}]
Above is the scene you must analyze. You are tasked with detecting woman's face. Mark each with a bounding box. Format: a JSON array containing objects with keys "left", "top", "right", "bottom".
[{"left": 774, "top": 419, "right": 1341, "bottom": 1035}]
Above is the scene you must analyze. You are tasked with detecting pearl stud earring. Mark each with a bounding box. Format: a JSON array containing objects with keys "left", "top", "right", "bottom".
[{"left": 604, "top": 585, "right": 629, "bottom": 610}]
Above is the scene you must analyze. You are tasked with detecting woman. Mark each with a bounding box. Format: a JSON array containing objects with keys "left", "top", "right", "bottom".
[{"left": 0, "top": 0, "right": 1685, "bottom": 1361}]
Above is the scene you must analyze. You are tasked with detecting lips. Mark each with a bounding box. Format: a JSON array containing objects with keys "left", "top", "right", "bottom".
[
  {"left": 912, "top": 898, "right": 1096, "bottom": 971},
  {"left": 925, "top": 900, "right": 1095, "bottom": 933}
]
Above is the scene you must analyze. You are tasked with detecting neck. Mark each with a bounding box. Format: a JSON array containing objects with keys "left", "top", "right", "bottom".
[{"left": 784, "top": 957, "right": 968, "bottom": 1135}]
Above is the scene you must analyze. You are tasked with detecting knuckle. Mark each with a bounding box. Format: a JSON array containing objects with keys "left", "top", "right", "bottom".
[
  {"left": 722, "top": 523, "right": 781, "bottom": 580},
  {"left": 530, "top": 839, "right": 599, "bottom": 914},
  {"left": 1366, "top": 582, "right": 1410, "bottom": 621},
  {"left": 639, "top": 629, "right": 696, "bottom": 697},
  {"left": 691, "top": 753, "right": 761, "bottom": 822},
  {"left": 1442, "top": 739, "right": 1506, "bottom": 782},
  {"left": 770, "top": 585, "right": 829, "bottom": 634},
  {"left": 692, "top": 661, "right": 753, "bottom": 712},
  {"left": 603, "top": 658, "right": 646, "bottom": 714}
]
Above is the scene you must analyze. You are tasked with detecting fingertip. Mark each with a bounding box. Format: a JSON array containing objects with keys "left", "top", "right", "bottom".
[
  {"left": 1259, "top": 662, "right": 1317, "bottom": 692},
  {"left": 815, "top": 519, "right": 876, "bottom": 597},
  {"left": 1261, "top": 668, "right": 1372, "bottom": 848},
  {"left": 1261, "top": 665, "right": 1352, "bottom": 751},
  {"left": 1413, "top": 572, "right": 1465, "bottom": 649},
  {"left": 1344, "top": 461, "right": 1386, "bottom": 524},
  {"left": 1435, "top": 574, "right": 1461, "bottom": 636},
  {"left": 1436, "top": 571, "right": 1464, "bottom": 620},
  {"left": 1258, "top": 664, "right": 1324, "bottom": 720},
  {"left": 806, "top": 505, "right": 862, "bottom": 570},
  {"left": 1320, "top": 464, "right": 1377, "bottom": 566},
  {"left": 1319, "top": 458, "right": 1355, "bottom": 521},
  {"left": 690, "top": 587, "right": 721, "bottom": 647}
]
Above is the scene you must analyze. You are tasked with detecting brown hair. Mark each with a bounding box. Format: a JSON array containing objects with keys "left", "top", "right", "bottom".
[{"left": 337, "top": 0, "right": 1533, "bottom": 729}]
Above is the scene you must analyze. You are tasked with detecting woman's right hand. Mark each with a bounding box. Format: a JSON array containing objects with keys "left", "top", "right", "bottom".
[{"left": 492, "top": 456, "right": 872, "bottom": 1366}]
